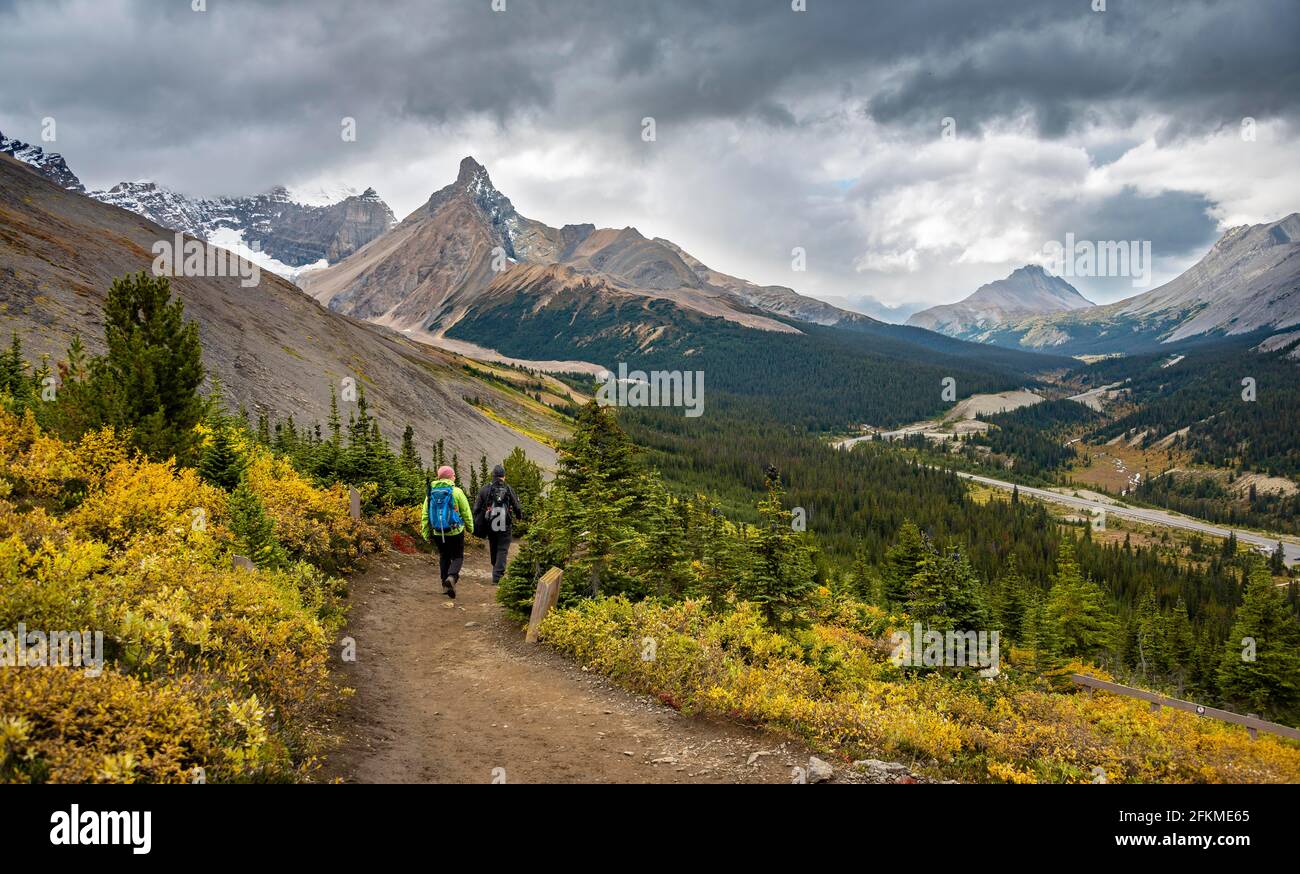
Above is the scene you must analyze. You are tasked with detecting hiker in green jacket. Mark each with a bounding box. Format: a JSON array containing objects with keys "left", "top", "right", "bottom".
[{"left": 420, "top": 465, "right": 474, "bottom": 598}]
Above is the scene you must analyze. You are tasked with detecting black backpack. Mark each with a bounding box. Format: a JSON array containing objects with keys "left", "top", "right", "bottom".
[{"left": 474, "top": 482, "right": 512, "bottom": 536}]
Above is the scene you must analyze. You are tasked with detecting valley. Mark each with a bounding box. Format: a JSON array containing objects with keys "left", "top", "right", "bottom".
[{"left": 2, "top": 1, "right": 1298, "bottom": 796}]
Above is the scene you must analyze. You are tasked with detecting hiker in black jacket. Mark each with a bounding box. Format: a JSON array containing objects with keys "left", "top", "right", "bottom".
[{"left": 473, "top": 464, "right": 524, "bottom": 584}]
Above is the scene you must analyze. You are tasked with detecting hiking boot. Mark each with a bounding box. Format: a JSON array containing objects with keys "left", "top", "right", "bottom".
[
  {"left": 447, "top": 574, "right": 458, "bottom": 599},
  {"left": 440, "top": 579, "right": 452, "bottom": 597}
]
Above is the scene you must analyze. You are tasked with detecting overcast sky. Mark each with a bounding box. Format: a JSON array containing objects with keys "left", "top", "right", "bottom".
[{"left": 2, "top": 0, "right": 1297, "bottom": 311}]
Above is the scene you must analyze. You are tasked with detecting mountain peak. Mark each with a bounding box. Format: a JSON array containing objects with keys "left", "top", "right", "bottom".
[
  {"left": 906, "top": 264, "right": 1091, "bottom": 337},
  {"left": 0, "top": 129, "right": 85, "bottom": 193},
  {"left": 1011, "top": 264, "right": 1048, "bottom": 277},
  {"left": 457, "top": 156, "right": 490, "bottom": 187}
]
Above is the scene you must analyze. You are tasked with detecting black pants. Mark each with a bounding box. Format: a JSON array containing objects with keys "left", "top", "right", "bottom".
[
  {"left": 487, "top": 531, "right": 511, "bottom": 583},
  {"left": 433, "top": 532, "right": 464, "bottom": 582}
]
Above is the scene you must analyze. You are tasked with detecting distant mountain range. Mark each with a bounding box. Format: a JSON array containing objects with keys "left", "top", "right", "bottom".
[
  {"left": 1, "top": 129, "right": 396, "bottom": 272},
  {"left": 907, "top": 265, "right": 1094, "bottom": 339},
  {"left": 0, "top": 145, "right": 1068, "bottom": 435},
  {"left": 305, "top": 157, "right": 1068, "bottom": 431},
  {"left": 911, "top": 217, "right": 1300, "bottom": 355},
  {"left": 0, "top": 151, "right": 559, "bottom": 467},
  {"left": 303, "top": 156, "right": 871, "bottom": 338}
]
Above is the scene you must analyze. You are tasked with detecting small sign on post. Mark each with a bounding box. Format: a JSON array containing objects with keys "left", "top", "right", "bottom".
[
  {"left": 525, "top": 567, "right": 563, "bottom": 644},
  {"left": 349, "top": 487, "right": 361, "bottom": 521}
]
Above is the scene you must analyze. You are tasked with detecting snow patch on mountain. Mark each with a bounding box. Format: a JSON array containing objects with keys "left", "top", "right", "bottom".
[
  {"left": 0, "top": 130, "right": 84, "bottom": 192},
  {"left": 206, "top": 227, "right": 328, "bottom": 283}
]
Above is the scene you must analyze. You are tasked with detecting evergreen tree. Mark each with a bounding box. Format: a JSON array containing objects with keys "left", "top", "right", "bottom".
[
  {"left": 996, "top": 552, "right": 1030, "bottom": 640},
  {"left": 1222, "top": 530, "right": 1238, "bottom": 558},
  {"left": 228, "top": 479, "right": 286, "bottom": 569},
  {"left": 198, "top": 425, "right": 244, "bottom": 491},
  {"left": 1045, "top": 538, "right": 1117, "bottom": 661},
  {"left": 882, "top": 520, "right": 927, "bottom": 607},
  {"left": 905, "top": 542, "right": 990, "bottom": 632},
  {"left": 850, "top": 546, "right": 879, "bottom": 603},
  {"left": 92, "top": 272, "right": 206, "bottom": 462},
  {"left": 1024, "top": 590, "right": 1068, "bottom": 686},
  {"left": 399, "top": 425, "right": 423, "bottom": 472},
  {"left": 503, "top": 445, "right": 543, "bottom": 536},
  {"left": 1134, "top": 588, "right": 1169, "bottom": 676},
  {"left": 1217, "top": 557, "right": 1300, "bottom": 719},
  {"left": 735, "top": 466, "right": 817, "bottom": 628}
]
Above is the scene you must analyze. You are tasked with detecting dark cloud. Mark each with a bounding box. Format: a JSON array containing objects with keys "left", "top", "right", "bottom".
[
  {"left": 1048, "top": 188, "right": 1220, "bottom": 261},
  {"left": 0, "top": 0, "right": 1291, "bottom": 304}
]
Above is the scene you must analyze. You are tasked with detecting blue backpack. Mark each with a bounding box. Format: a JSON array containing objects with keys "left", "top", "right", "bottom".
[{"left": 427, "top": 483, "right": 463, "bottom": 538}]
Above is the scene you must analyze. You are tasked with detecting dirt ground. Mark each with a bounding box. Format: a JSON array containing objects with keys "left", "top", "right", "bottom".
[{"left": 320, "top": 541, "right": 823, "bottom": 784}]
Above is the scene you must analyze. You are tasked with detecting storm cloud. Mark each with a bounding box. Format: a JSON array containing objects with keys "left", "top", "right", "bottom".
[{"left": 1, "top": 0, "right": 1295, "bottom": 306}]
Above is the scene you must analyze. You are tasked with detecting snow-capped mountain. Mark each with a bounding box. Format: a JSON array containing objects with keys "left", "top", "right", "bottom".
[
  {"left": 303, "top": 156, "right": 870, "bottom": 334},
  {"left": 90, "top": 180, "right": 397, "bottom": 269},
  {"left": 0, "top": 130, "right": 84, "bottom": 192},
  {"left": 3, "top": 128, "right": 395, "bottom": 274}
]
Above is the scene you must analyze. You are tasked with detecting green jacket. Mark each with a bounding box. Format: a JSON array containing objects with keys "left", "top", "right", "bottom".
[{"left": 420, "top": 479, "right": 474, "bottom": 539}]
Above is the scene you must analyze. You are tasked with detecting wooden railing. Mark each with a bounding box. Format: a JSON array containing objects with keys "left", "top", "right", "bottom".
[{"left": 1071, "top": 673, "right": 1300, "bottom": 742}]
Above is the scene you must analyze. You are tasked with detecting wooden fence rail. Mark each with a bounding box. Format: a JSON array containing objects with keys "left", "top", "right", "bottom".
[{"left": 1071, "top": 673, "right": 1300, "bottom": 742}]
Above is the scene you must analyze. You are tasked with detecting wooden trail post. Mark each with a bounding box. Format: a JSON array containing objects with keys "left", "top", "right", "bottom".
[
  {"left": 349, "top": 487, "right": 361, "bottom": 521},
  {"left": 525, "top": 567, "right": 563, "bottom": 644}
]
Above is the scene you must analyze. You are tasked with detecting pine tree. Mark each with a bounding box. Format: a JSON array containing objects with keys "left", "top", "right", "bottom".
[
  {"left": 1024, "top": 590, "right": 1068, "bottom": 686},
  {"left": 1045, "top": 538, "right": 1117, "bottom": 660},
  {"left": 229, "top": 479, "right": 286, "bottom": 569},
  {"left": 736, "top": 466, "right": 816, "bottom": 628},
  {"left": 558, "top": 401, "right": 641, "bottom": 495},
  {"left": 198, "top": 426, "right": 244, "bottom": 491},
  {"left": 1222, "top": 530, "right": 1238, "bottom": 558},
  {"left": 399, "top": 425, "right": 423, "bottom": 472},
  {"left": 92, "top": 272, "right": 206, "bottom": 462},
  {"left": 1134, "top": 588, "right": 1168, "bottom": 677},
  {"left": 0, "top": 332, "right": 26, "bottom": 397},
  {"left": 1217, "top": 556, "right": 1300, "bottom": 719},
  {"left": 882, "top": 520, "right": 927, "bottom": 607},
  {"left": 996, "top": 552, "right": 1029, "bottom": 640},
  {"left": 850, "top": 545, "right": 879, "bottom": 603},
  {"left": 905, "top": 543, "right": 990, "bottom": 632},
  {"left": 503, "top": 445, "right": 543, "bottom": 536}
]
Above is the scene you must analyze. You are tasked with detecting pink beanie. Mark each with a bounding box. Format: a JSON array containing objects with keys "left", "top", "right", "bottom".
[{"left": 437, "top": 465, "right": 455, "bottom": 480}]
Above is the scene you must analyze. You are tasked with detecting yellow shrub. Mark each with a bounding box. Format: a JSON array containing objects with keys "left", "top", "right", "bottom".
[
  {"left": 65, "top": 456, "right": 226, "bottom": 550},
  {"left": 540, "top": 595, "right": 1300, "bottom": 783},
  {"left": 0, "top": 409, "right": 365, "bottom": 782},
  {"left": 242, "top": 449, "right": 377, "bottom": 572}
]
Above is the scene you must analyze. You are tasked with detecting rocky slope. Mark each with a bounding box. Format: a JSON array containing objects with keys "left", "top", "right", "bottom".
[
  {"left": 906, "top": 265, "right": 1093, "bottom": 340},
  {"left": 90, "top": 181, "right": 396, "bottom": 267},
  {"left": 0, "top": 130, "right": 84, "bottom": 192},
  {"left": 303, "top": 157, "right": 864, "bottom": 338},
  {"left": 2, "top": 129, "right": 396, "bottom": 271},
  {"left": 0, "top": 153, "right": 558, "bottom": 468}
]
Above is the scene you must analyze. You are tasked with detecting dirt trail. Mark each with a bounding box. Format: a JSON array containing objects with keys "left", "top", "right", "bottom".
[{"left": 322, "top": 541, "right": 815, "bottom": 784}]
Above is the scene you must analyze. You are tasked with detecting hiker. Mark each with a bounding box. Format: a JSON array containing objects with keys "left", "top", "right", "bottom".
[
  {"left": 473, "top": 463, "right": 524, "bottom": 584},
  {"left": 421, "top": 465, "right": 474, "bottom": 598}
]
